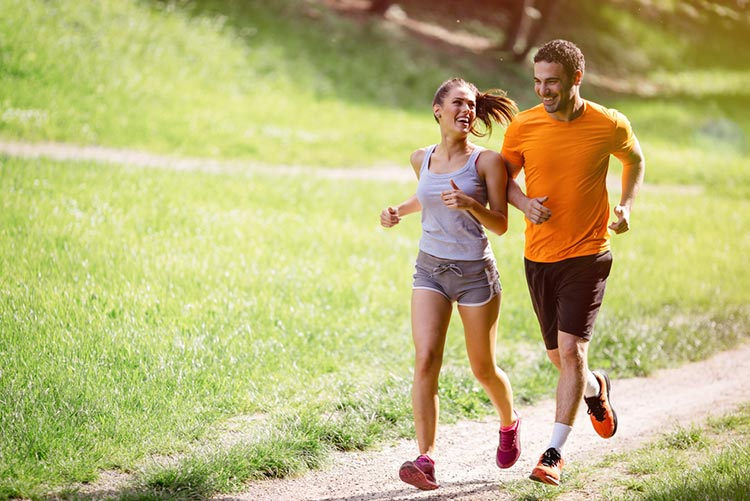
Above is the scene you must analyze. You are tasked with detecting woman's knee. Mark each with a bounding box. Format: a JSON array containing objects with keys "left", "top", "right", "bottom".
[
  {"left": 469, "top": 357, "right": 499, "bottom": 384},
  {"left": 414, "top": 348, "right": 443, "bottom": 377}
]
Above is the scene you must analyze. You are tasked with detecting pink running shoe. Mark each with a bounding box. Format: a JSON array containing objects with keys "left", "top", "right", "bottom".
[
  {"left": 496, "top": 410, "right": 521, "bottom": 468},
  {"left": 399, "top": 454, "right": 438, "bottom": 490}
]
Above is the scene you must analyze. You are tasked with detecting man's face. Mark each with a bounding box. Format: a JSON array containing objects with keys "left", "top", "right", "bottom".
[{"left": 533, "top": 61, "right": 578, "bottom": 116}]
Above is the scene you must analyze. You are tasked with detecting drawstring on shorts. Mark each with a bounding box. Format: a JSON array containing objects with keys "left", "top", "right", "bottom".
[{"left": 431, "top": 263, "right": 463, "bottom": 278}]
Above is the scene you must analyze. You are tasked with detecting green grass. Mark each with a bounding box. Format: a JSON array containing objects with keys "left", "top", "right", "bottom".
[
  {"left": 606, "top": 405, "right": 750, "bottom": 500},
  {"left": 1, "top": 155, "right": 495, "bottom": 498},
  {"left": 501, "top": 404, "right": 750, "bottom": 501},
  {"left": 0, "top": 0, "right": 523, "bottom": 166},
  {"left": 1, "top": 0, "right": 750, "bottom": 499},
  {"left": 610, "top": 95, "right": 750, "bottom": 198}
]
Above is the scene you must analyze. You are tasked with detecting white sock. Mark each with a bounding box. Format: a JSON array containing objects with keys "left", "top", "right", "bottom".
[
  {"left": 584, "top": 370, "right": 600, "bottom": 398},
  {"left": 547, "top": 422, "right": 573, "bottom": 454}
]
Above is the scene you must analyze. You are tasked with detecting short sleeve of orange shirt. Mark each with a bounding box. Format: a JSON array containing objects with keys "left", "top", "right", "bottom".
[{"left": 501, "top": 100, "right": 636, "bottom": 263}]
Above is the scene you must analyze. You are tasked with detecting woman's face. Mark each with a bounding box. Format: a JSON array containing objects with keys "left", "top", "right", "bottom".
[{"left": 434, "top": 85, "right": 476, "bottom": 135}]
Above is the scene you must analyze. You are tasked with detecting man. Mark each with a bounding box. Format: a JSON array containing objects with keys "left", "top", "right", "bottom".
[{"left": 501, "top": 39, "right": 645, "bottom": 486}]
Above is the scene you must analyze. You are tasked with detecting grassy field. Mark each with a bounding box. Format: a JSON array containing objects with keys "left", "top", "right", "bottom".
[
  {"left": 2, "top": 148, "right": 748, "bottom": 499},
  {"left": 505, "top": 404, "right": 750, "bottom": 500},
  {"left": 1, "top": 0, "right": 749, "bottom": 499},
  {"left": 0, "top": 0, "right": 495, "bottom": 166},
  {"left": 602, "top": 405, "right": 750, "bottom": 500}
]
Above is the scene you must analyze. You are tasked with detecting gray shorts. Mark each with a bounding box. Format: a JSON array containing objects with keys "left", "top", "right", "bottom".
[{"left": 413, "top": 250, "right": 502, "bottom": 307}]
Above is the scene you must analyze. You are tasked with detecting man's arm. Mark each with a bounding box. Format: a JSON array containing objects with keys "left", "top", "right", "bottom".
[
  {"left": 503, "top": 156, "right": 551, "bottom": 225},
  {"left": 609, "top": 137, "right": 646, "bottom": 234}
]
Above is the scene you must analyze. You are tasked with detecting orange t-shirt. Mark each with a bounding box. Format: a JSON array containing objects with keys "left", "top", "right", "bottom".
[{"left": 501, "top": 100, "right": 636, "bottom": 263}]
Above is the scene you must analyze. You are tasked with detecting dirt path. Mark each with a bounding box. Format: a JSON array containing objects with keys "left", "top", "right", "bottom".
[
  {"left": 0, "top": 140, "right": 702, "bottom": 195},
  {"left": 217, "top": 344, "right": 750, "bottom": 501},
  {"left": 0, "top": 140, "right": 414, "bottom": 182}
]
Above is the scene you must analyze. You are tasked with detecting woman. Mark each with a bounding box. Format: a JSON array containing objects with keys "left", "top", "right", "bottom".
[{"left": 380, "top": 78, "right": 521, "bottom": 490}]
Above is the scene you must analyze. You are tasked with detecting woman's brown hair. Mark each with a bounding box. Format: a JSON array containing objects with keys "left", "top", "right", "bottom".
[{"left": 432, "top": 78, "right": 518, "bottom": 137}]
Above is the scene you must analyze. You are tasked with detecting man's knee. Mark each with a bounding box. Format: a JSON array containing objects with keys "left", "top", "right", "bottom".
[{"left": 557, "top": 331, "right": 588, "bottom": 364}]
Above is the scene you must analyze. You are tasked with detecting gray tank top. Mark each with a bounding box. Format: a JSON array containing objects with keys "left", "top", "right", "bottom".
[{"left": 416, "top": 144, "right": 493, "bottom": 261}]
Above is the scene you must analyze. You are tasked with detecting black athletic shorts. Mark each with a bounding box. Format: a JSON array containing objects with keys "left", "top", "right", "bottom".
[{"left": 524, "top": 251, "right": 612, "bottom": 350}]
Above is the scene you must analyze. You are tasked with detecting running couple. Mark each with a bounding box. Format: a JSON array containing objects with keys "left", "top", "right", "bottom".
[{"left": 380, "top": 39, "right": 646, "bottom": 489}]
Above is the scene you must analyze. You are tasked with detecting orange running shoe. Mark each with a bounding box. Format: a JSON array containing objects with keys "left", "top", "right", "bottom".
[
  {"left": 584, "top": 370, "right": 618, "bottom": 439},
  {"left": 529, "top": 447, "right": 564, "bottom": 486}
]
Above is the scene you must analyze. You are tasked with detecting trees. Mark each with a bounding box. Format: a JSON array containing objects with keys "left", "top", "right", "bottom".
[
  {"left": 363, "top": 0, "right": 748, "bottom": 68},
  {"left": 366, "top": 0, "right": 560, "bottom": 62},
  {"left": 495, "top": 0, "right": 559, "bottom": 62},
  {"left": 368, "top": 0, "right": 394, "bottom": 15}
]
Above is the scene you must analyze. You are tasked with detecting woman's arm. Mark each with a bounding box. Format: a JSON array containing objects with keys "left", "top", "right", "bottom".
[
  {"left": 380, "top": 148, "right": 425, "bottom": 228},
  {"left": 442, "top": 150, "right": 508, "bottom": 236}
]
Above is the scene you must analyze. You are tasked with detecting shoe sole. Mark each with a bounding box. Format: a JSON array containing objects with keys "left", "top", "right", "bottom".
[
  {"left": 496, "top": 454, "right": 521, "bottom": 469},
  {"left": 496, "top": 449, "right": 521, "bottom": 469},
  {"left": 399, "top": 464, "right": 439, "bottom": 490},
  {"left": 529, "top": 471, "right": 560, "bottom": 486},
  {"left": 597, "top": 370, "right": 618, "bottom": 438}
]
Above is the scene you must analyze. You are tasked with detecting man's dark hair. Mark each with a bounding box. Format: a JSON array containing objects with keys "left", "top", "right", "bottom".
[{"left": 533, "top": 39, "right": 585, "bottom": 80}]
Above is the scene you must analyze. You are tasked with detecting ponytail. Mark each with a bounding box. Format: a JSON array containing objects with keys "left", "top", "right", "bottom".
[{"left": 473, "top": 89, "right": 518, "bottom": 138}]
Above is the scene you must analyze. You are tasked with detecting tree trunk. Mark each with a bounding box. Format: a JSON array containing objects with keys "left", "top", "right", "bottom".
[
  {"left": 369, "top": 0, "right": 394, "bottom": 15},
  {"left": 498, "top": 0, "right": 528, "bottom": 53},
  {"left": 513, "top": 0, "right": 559, "bottom": 62}
]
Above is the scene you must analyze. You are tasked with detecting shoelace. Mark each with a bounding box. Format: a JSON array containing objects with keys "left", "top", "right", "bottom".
[
  {"left": 540, "top": 448, "right": 562, "bottom": 467},
  {"left": 586, "top": 396, "right": 607, "bottom": 421},
  {"left": 414, "top": 456, "right": 434, "bottom": 475},
  {"left": 500, "top": 427, "right": 516, "bottom": 450},
  {"left": 431, "top": 263, "right": 463, "bottom": 277}
]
